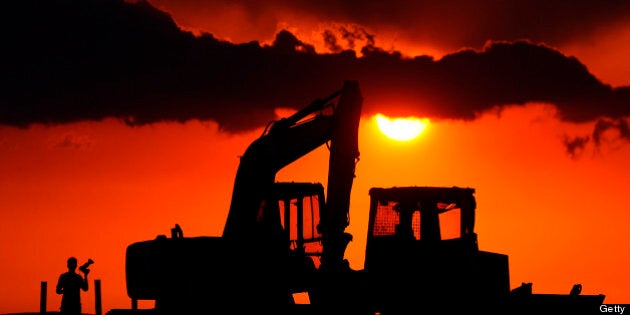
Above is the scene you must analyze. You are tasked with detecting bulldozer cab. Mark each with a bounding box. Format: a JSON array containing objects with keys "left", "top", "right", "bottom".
[
  {"left": 364, "top": 186, "right": 510, "bottom": 310},
  {"left": 364, "top": 186, "right": 481, "bottom": 277},
  {"left": 365, "top": 186, "right": 477, "bottom": 244}
]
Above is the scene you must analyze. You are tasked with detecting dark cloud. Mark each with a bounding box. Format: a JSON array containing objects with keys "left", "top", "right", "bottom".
[
  {"left": 563, "top": 117, "right": 630, "bottom": 156},
  {"left": 2, "top": 0, "right": 629, "bottom": 152},
  {"left": 149, "top": 0, "right": 630, "bottom": 53}
]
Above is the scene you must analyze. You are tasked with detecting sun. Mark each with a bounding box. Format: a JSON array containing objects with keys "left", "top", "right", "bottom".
[{"left": 375, "top": 114, "right": 429, "bottom": 141}]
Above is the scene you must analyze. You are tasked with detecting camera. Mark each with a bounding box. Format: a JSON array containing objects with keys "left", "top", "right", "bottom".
[{"left": 79, "top": 258, "right": 94, "bottom": 274}]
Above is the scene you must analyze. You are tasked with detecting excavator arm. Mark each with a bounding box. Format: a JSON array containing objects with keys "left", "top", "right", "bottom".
[
  {"left": 222, "top": 80, "right": 363, "bottom": 271},
  {"left": 319, "top": 81, "right": 362, "bottom": 271}
]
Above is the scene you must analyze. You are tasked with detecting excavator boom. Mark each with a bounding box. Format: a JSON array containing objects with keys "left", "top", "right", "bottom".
[{"left": 222, "top": 81, "right": 362, "bottom": 271}]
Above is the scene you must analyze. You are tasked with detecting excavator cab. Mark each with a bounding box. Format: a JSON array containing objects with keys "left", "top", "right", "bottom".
[
  {"left": 269, "top": 182, "right": 324, "bottom": 266},
  {"left": 265, "top": 182, "right": 325, "bottom": 295}
]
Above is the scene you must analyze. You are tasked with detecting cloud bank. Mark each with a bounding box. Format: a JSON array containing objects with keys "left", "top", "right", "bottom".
[
  {"left": 149, "top": 0, "right": 630, "bottom": 54},
  {"left": 2, "top": 0, "right": 628, "bottom": 153}
]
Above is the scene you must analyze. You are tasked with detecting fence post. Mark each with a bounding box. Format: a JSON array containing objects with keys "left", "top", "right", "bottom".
[
  {"left": 40, "top": 281, "right": 47, "bottom": 314},
  {"left": 95, "top": 279, "right": 102, "bottom": 315}
]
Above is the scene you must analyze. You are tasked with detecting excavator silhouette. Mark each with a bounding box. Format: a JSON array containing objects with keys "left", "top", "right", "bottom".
[{"left": 114, "top": 81, "right": 605, "bottom": 315}]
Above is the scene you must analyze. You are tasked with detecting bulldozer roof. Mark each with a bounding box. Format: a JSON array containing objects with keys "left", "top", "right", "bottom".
[{"left": 369, "top": 186, "right": 475, "bottom": 205}]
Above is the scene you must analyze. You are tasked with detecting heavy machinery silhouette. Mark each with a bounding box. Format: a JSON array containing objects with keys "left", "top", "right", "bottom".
[
  {"left": 363, "top": 186, "right": 605, "bottom": 314},
  {"left": 115, "top": 81, "right": 605, "bottom": 314}
]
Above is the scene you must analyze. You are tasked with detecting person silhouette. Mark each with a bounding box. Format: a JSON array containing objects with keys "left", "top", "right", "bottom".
[{"left": 56, "top": 257, "right": 89, "bottom": 315}]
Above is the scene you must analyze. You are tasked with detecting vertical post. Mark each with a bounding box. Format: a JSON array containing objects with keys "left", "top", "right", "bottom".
[
  {"left": 40, "top": 281, "right": 47, "bottom": 314},
  {"left": 131, "top": 298, "right": 138, "bottom": 311},
  {"left": 94, "top": 279, "right": 102, "bottom": 315}
]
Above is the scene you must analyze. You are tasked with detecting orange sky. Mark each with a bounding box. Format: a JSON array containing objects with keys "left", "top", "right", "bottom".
[
  {"left": 2, "top": 0, "right": 630, "bottom": 313},
  {"left": 1, "top": 107, "right": 629, "bottom": 313}
]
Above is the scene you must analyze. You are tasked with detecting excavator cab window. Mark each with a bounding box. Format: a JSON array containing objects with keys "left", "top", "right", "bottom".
[
  {"left": 271, "top": 182, "right": 325, "bottom": 267},
  {"left": 280, "top": 196, "right": 322, "bottom": 244}
]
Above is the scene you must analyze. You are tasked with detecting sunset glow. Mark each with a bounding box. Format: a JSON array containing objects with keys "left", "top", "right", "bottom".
[
  {"left": 3, "top": 0, "right": 630, "bottom": 313},
  {"left": 375, "top": 114, "right": 429, "bottom": 141}
]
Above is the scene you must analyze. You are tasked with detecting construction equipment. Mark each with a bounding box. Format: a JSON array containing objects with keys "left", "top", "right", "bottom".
[
  {"left": 122, "top": 80, "right": 364, "bottom": 314},
  {"left": 362, "top": 186, "right": 605, "bottom": 313},
  {"left": 116, "top": 81, "right": 605, "bottom": 315}
]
